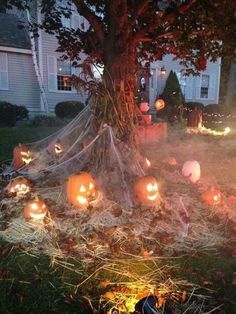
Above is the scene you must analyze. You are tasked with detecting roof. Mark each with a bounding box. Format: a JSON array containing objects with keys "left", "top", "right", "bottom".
[{"left": 0, "top": 13, "right": 31, "bottom": 50}]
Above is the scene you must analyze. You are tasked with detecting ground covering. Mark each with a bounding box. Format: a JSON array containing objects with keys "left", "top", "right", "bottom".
[{"left": 0, "top": 122, "right": 235, "bottom": 313}]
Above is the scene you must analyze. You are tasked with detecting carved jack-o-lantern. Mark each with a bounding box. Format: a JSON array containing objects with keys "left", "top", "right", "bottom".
[
  {"left": 7, "top": 176, "right": 31, "bottom": 197},
  {"left": 66, "top": 172, "right": 97, "bottom": 206},
  {"left": 155, "top": 98, "right": 165, "bottom": 110},
  {"left": 54, "top": 142, "right": 63, "bottom": 155},
  {"left": 13, "top": 144, "right": 32, "bottom": 169},
  {"left": 23, "top": 198, "right": 48, "bottom": 220},
  {"left": 134, "top": 176, "right": 159, "bottom": 204},
  {"left": 140, "top": 102, "right": 150, "bottom": 113},
  {"left": 201, "top": 187, "right": 221, "bottom": 206},
  {"left": 182, "top": 160, "right": 200, "bottom": 183}
]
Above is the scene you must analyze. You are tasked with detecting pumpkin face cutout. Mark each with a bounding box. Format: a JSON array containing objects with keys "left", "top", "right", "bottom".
[
  {"left": 13, "top": 144, "right": 32, "bottom": 169},
  {"left": 134, "top": 176, "right": 159, "bottom": 204},
  {"left": 23, "top": 198, "right": 48, "bottom": 220},
  {"left": 201, "top": 187, "right": 221, "bottom": 206},
  {"left": 155, "top": 98, "right": 165, "bottom": 110},
  {"left": 7, "top": 176, "right": 31, "bottom": 197},
  {"left": 54, "top": 142, "right": 63, "bottom": 155},
  {"left": 66, "top": 172, "right": 97, "bottom": 206},
  {"left": 140, "top": 102, "right": 149, "bottom": 113},
  {"left": 182, "top": 160, "right": 200, "bottom": 184}
]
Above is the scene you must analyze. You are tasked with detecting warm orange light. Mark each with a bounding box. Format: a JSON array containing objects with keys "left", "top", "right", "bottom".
[
  {"left": 7, "top": 177, "right": 31, "bottom": 197},
  {"left": 13, "top": 144, "right": 32, "bottom": 169},
  {"left": 134, "top": 176, "right": 159, "bottom": 204},
  {"left": 54, "top": 142, "right": 63, "bottom": 154},
  {"left": 23, "top": 198, "right": 48, "bottom": 220},
  {"left": 201, "top": 187, "right": 221, "bottom": 206},
  {"left": 155, "top": 98, "right": 165, "bottom": 111},
  {"left": 145, "top": 158, "right": 151, "bottom": 167},
  {"left": 66, "top": 172, "right": 97, "bottom": 206}
]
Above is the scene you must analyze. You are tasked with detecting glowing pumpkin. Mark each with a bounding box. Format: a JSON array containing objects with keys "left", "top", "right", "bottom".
[
  {"left": 155, "top": 98, "right": 165, "bottom": 110},
  {"left": 134, "top": 176, "right": 159, "bottom": 204},
  {"left": 13, "top": 144, "right": 32, "bottom": 169},
  {"left": 66, "top": 172, "right": 97, "bottom": 206},
  {"left": 182, "top": 160, "right": 200, "bottom": 183},
  {"left": 201, "top": 187, "right": 221, "bottom": 206},
  {"left": 54, "top": 141, "right": 63, "bottom": 155},
  {"left": 140, "top": 102, "right": 149, "bottom": 113},
  {"left": 7, "top": 176, "right": 31, "bottom": 197},
  {"left": 23, "top": 198, "right": 48, "bottom": 220}
]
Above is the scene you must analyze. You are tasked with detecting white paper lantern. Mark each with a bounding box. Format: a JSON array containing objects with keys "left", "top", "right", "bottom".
[{"left": 182, "top": 160, "right": 200, "bottom": 183}]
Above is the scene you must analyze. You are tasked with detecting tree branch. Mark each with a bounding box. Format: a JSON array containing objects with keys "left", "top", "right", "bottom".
[
  {"left": 73, "top": 0, "right": 105, "bottom": 44},
  {"left": 130, "top": 0, "right": 198, "bottom": 47},
  {"left": 134, "top": 0, "right": 149, "bottom": 18}
]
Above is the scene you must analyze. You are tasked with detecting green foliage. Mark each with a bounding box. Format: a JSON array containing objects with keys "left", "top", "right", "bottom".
[
  {"left": 55, "top": 101, "right": 85, "bottom": 119},
  {"left": 0, "top": 125, "right": 60, "bottom": 162},
  {"left": 15, "top": 105, "right": 29, "bottom": 121},
  {"left": 159, "top": 71, "right": 184, "bottom": 122},
  {"left": 160, "top": 71, "right": 184, "bottom": 107},
  {"left": 0, "top": 102, "right": 28, "bottom": 126}
]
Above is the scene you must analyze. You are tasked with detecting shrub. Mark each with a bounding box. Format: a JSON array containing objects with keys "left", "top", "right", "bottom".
[
  {"left": 0, "top": 101, "right": 17, "bottom": 126},
  {"left": 30, "top": 115, "right": 65, "bottom": 127},
  {"left": 159, "top": 71, "right": 185, "bottom": 122},
  {"left": 184, "top": 102, "right": 205, "bottom": 118},
  {"left": 15, "top": 105, "right": 29, "bottom": 121},
  {"left": 0, "top": 102, "right": 29, "bottom": 126},
  {"left": 55, "top": 101, "right": 85, "bottom": 118}
]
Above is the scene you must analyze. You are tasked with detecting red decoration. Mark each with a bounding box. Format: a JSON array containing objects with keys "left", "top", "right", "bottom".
[
  {"left": 142, "top": 115, "right": 152, "bottom": 125},
  {"left": 198, "top": 56, "right": 207, "bottom": 71},
  {"left": 140, "top": 102, "right": 149, "bottom": 113}
]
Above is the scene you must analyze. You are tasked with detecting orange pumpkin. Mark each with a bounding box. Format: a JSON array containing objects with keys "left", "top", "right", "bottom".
[
  {"left": 66, "top": 172, "right": 97, "bottom": 206},
  {"left": 201, "top": 187, "right": 221, "bottom": 206},
  {"left": 134, "top": 176, "right": 159, "bottom": 204},
  {"left": 155, "top": 98, "right": 165, "bottom": 110},
  {"left": 13, "top": 144, "right": 32, "bottom": 169},
  {"left": 54, "top": 142, "right": 63, "bottom": 155},
  {"left": 7, "top": 176, "right": 31, "bottom": 197},
  {"left": 23, "top": 198, "right": 48, "bottom": 220}
]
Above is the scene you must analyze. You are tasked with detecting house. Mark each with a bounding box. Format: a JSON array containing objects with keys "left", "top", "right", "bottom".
[
  {"left": 148, "top": 55, "right": 221, "bottom": 106},
  {"left": 0, "top": 6, "right": 87, "bottom": 116}
]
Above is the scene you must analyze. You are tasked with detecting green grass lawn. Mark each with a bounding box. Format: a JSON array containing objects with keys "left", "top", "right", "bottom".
[{"left": 0, "top": 125, "right": 60, "bottom": 163}]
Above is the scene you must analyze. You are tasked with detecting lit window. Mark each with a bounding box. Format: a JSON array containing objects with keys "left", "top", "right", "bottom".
[
  {"left": 200, "top": 74, "right": 209, "bottom": 98},
  {"left": 57, "top": 60, "right": 72, "bottom": 91}
]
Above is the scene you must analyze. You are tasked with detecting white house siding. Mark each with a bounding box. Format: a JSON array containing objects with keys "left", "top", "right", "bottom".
[
  {"left": 149, "top": 54, "right": 221, "bottom": 106},
  {"left": 0, "top": 51, "right": 40, "bottom": 112},
  {"left": 40, "top": 30, "right": 88, "bottom": 113}
]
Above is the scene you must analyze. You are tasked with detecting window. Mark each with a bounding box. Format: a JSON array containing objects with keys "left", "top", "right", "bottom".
[
  {"left": 200, "top": 74, "right": 210, "bottom": 98},
  {"left": 57, "top": 59, "right": 72, "bottom": 91},
  {"left": 0, "top": 52, "right": 8, "bottom": 90},
  {"left": 47, "top": 56, "right": 74, "bottom": 92}
]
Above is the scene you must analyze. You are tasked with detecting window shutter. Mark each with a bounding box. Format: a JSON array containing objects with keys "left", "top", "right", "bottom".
[
  {"left": 47, "top": 56, "right": 57, "bottom": 92},
  {"left": 196, "top": 76, "right": 201, "bottom": 99},
  {"left": 0, "top": 52, "right": 8, "bottom": 90},
  {"left": 185, "top": 76, "right": 193, "bottom": 99},
  {"left": 209, "top": 74, "right": 216, "bottom": 100}
]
